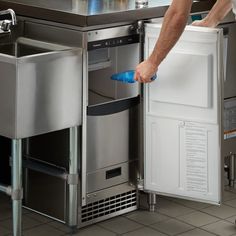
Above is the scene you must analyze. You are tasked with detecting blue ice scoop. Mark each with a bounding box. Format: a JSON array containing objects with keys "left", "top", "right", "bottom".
[{"left": 111, "top": 70, "right": 157, "bottom": 83}]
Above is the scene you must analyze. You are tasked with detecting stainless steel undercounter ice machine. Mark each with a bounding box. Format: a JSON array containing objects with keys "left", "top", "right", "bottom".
[
  {"left": 22, "top": 21, "right": 141, "bottom": 227},
  {"left": 20, "top": 15, "right": 234, "bottom": 227},
  {"left": 0, "top": 0, "right": 236, "bottom": 235}
]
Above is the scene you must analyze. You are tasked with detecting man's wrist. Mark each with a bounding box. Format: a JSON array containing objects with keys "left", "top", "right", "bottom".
[
  {"left": 203, "top": 16, "right": 219, "bottom": 27},
  {"left": 148, "top": 54, "right": 161, "bottom": 69}
]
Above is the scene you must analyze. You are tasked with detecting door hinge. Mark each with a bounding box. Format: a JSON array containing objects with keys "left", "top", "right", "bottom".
[{"left": 137, "top": 178, "right": 144, "bottom": 190}]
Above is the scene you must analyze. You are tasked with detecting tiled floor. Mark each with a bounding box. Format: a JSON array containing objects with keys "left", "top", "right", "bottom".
[{"left": 0, "top": 188, "right": 236, "bottom": 236}]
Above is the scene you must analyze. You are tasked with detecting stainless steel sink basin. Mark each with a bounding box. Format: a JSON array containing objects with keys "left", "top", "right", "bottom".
[{"left": 0, "top": 37, "right": 82, "bottom": 139}]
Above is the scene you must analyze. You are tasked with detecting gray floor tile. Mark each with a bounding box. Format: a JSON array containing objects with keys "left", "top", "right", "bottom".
[
  {"left": 201, "top": 204, "right": 236, "bottom": 219},
  {"left": 177, "top": 228, "right": 216, "bottom": 236},
  {"left": 177, "top": 211, "right": 219, "bottom": 227},
  {"left": 98, "top": 216, "right": 142, "bottom": 234},
  {"left": 23, "top": 224, "right": 64, "bottom": 236},
  {"left": 73, "top": 225, "right": 116, "bottom": 236},
  {"left": 230, "top": 189, "right": 236, "bottom": 194},
  {"left": 170, "top": 198, "right": 211, "bottom": 210},
  {"left": 225, "top": 186, "right": 236, "bottom": 194},
  {"left": 201, "top": 220, "right": 236, "bottom": 236},
  {"left": 22, "top": 208, "right": 32, "bottom": 215},
  {"left": 223, "top": 191, "right": 236, "bottom": 202},
  {"left": 156, "top": 198, "right": 195, "bottom": 217},
  {"left": 0, "top": 225, "right": 11, "bottom": 236},
  {"left": 1, "top": 214, "right": 43, "bottom": 231},
  {"left": 225, "top": 215, "right": 236, "bottom": 224},
  {"left": 150, "top": 218, "right": 194, "bottom": 236},
  {"left": 48, "top": 221, "right": 72, "bottom": 233},
  {"left": 125, "top": 210, "right": 169, "bottom": 225},
  {"left": 225, "top": 199, "right": 236, "bottom": 209},
  {"left": 122, "top": 227, "right": 167, "bottom": 236},
  {"left": 26, "top": 212, "right": 53, "bottom": 224}
]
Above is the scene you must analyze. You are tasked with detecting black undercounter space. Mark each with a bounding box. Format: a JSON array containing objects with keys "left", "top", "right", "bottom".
[{"left": 0, "top": 0, "right": 216, "bottom": 27}]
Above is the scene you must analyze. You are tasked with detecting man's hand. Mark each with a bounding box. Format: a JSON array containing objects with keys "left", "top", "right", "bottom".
[
  {"left": 192, "top": 18, "right": 216, "bottom": 27},
  {"left": 134, "top": 58, "right": 158, "bottom": 83},
  {"left": 191, "top": 19, "right": 209, "bottom": 27},
  {"left": 192, "top": 0, "right": 232, "bottom": 28}
]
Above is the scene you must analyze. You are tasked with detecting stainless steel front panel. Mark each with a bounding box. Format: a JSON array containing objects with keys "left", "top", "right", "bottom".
[
  {"left": 85, "top": 182, "right": 136, "bottom": 204},
  {"left": 87, "top": 110, "right": 130, "bottom": 173},
  {"left": 0, "top": 37, "right": 82, "bottom": 139},
  {"left": 24, "top": 21, "right": 83, "bottom": 47},
  {"left": 87, "top": 25, "right": 136, "bottom": 42},
  {"left": 223, "top": 22, "right": 236, "bottom": 99},
  {"left": 87, "top": 162, "right": 129, "bottom": 193}
]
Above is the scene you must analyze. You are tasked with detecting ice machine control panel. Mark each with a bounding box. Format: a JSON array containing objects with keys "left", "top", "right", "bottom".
[{"left": 88, "top": 34, "right": 139, "bottom": 51}]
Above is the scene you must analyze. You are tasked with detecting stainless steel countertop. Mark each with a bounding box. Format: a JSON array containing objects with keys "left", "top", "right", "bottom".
[{"left": 0, "top": 0, "right": 216, "bottom": 27}]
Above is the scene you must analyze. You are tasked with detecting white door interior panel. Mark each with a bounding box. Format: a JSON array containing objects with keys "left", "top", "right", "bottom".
[
  {"left": 144, "top": 24, "right": 223, "bottom": 204},
  {"left": 146, "top": 26, "right": 221, "bottom": 124},
  {"left": 145, "top": 116, "right": 221, "bottom": 203},
  {"left": 150, "top": 51, "right": 213, "bottom": 108}
]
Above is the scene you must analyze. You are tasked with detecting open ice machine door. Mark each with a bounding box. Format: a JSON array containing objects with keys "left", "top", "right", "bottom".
[{"left": 143, "top": 24, "right": 224, "bottom": 204}]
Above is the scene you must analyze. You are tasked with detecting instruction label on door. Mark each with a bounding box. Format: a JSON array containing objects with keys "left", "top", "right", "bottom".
[{"left": 181, "top": 122, "right": 208, "bottom": 193}]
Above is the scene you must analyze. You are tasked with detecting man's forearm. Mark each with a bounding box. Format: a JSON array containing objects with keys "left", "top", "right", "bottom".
[
  {"left": 149, "top": 0, "right": 192, "bottom": 68},
  {"left": 202, "top": 0, "right": 232, "bottom": 27}
]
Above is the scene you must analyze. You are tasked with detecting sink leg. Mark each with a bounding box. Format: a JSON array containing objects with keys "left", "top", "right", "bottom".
[
  {"left": 12, "top": 139, "right": 23, "bottom": 236},
  {"left": 148, "top": 193, "right": 157, "bottom": 212},
  {"left": 68, "top": 127, "right": 78, "bottom": 228},
  {"left": 229, "top": 153, "right": 235, "bottom": 187}
]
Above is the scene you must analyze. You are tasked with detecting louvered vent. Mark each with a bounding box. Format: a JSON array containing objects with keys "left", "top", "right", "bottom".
[{"left": 81, "top": 190, "right": 137, "bottom": 223}]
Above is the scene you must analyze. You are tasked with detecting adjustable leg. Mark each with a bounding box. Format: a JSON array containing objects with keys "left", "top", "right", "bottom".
[
  {"left": 12, "top": 139, "right": 23, "bottom": 236},
  {"left": 68, "top": 127, "right": 78, "bottom": 228},
  {"left": 148, "top": 193, "right": 157, "bottom": 212}
]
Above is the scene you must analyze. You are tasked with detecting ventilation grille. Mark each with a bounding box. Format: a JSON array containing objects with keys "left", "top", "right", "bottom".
[{"left": 81, "top": 190, "right": 137, "bottom": 223}]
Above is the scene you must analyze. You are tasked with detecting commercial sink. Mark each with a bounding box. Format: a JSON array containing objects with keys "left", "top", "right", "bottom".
[{"left": 0, "top": 37, "right": 82, "bottom": 139}]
